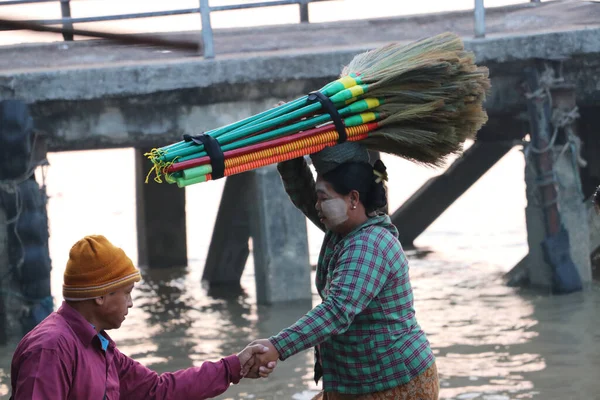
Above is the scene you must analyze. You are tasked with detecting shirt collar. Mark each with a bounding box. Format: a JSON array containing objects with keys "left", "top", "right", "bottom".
[
  {"left": 330, "top": 214, "right": 391, "bottom": 242},
  {"left": 57, "top": 301, "right": 115, "bottom": 349}
]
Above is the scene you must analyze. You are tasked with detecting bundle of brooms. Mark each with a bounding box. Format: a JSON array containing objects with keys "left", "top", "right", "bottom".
[{"left": 146, "top": 32, "right": 490, "bottom": 187}]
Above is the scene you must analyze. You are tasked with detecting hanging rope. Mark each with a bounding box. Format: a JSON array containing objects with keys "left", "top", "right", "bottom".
[
  {"left": 522, "top": 63, "right": 585, "bottom": 207},
  {"left": 524, "top": 64, "right": 564, "bottom": 107},
  {"left": 0, "top": 132, "right": 48, "bottom": 288}
]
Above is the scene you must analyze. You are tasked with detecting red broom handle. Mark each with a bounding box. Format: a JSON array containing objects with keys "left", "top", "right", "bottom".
[
  {"left": 167, "top": 122, "right": 378, "bottom": 173},
  {"left": 202, "top": 133, "right": 369, "bottom": 182}
]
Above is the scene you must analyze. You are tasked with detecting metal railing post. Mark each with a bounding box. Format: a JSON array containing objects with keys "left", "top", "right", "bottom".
[
  {"left": 299, "top": 0, "right": 309, "bottom": 23},
  {"left": 474, "top": 0, "right": 485, "bottom": 38},
  {"left": 199, "top": 0, "right": 215, "bottom": 58},
  {"left": 60, "top": 0, "right": 73, "bottom": 41}
]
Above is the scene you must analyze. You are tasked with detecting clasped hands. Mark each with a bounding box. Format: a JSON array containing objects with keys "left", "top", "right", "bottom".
[{"left": 236, "top": 338, "right": 281, "bottom": 379}]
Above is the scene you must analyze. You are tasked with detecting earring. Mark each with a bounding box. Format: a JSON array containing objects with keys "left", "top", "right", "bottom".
[{"left": 352, "top": 205, "right": 357, "bottom": 210}]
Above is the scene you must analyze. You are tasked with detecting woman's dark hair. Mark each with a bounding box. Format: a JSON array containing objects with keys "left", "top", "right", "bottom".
[{"left": 321, "top": 159, "right": 388, "bottom": 214}]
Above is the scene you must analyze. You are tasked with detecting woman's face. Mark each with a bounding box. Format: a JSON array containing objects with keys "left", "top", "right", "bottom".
[{"left": 315, "top": 177, "right": 351, "bottom": 233}]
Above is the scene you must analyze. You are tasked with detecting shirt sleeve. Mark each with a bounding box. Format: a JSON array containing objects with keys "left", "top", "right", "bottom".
[
  {"left": 115, "top": 349, "right": 242, "bottom": 400},
  {"left": 269, "top": 238, "right": 390, "bottom": 360},
  {"left": 277, "top": 158, "right": 324, "bottom": 232},
  {"left": 11, "top": 349, "right": 72, "bottom": 400}
]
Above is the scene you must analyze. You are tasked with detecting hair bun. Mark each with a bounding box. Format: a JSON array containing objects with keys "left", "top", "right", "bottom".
[
  {"left": 373, "top": 159, "right": 387, "bottom": 173},
  {"left": 373, "top": 159, "right": 388, "bottom": 184}
]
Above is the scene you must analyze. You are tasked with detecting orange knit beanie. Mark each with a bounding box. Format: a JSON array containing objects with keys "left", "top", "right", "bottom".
[{"left": 63, "top": 235, "right": 141, "bottom": 301}]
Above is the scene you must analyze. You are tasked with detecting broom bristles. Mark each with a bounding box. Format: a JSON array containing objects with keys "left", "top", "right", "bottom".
[{"left": 340, "top": 32, "right": 489, "bottom": 166}]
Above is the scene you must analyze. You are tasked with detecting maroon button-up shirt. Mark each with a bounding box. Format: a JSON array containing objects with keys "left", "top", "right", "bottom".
[{"left": 10, "top": 302, "right": 241, "bottom": 399}]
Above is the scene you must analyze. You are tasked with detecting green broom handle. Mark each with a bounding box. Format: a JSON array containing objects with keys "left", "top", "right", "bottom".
[
  {"left": 216, "top": 84, "right": 370, "bottom": 146},
  {"left": 162, "top": 76, "right": 361, "bottom": 161},
  {"left": 181, "top": 107, "right": 382, "bottom": 179},
  {"left": 169, "top": 84, "right": 371, "bottom": 162},
  {"left": 174, "top": 104, "right": 326, "bottom": 163},
  {"left": 159, "top": 96, "right": 308, "bottom": 159},
  {"left": 175, "top": 94, "right": 378, "bottom": 164}
]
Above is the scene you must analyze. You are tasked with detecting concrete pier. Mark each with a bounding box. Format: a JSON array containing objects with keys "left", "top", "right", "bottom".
[
  {"left": 0, "top": 1, "right": 599, "bottom": 319},
  {"left": 250, "top": 165, "right": 312, "bottom": 305},
  {"left": 135, "top": 148, "right": 188, "bottom": 268},
  {"left": 202, "top": 172, "right": 253, "bottom": 285},
  {"left": 524, "top": 144, "right": 592, "bottom": 288},
  {"left": 522, "top": 63, "right": 591, "bottom": 291},
  {"left": 1, "top": 2, "right": 599, "bottom": 152}
]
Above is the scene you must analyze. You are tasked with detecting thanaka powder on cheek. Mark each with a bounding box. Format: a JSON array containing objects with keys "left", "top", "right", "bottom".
[{"left": 321, "top": 198, "right": 348, "bottom": 227}]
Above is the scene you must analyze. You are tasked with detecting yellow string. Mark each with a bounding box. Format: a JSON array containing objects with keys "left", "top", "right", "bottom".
[
  {"left": 161, "top": 157, "right": 180, "bottom": 184},
  {"left": 143, "top": 148, "right": 167, "bottom": 184},
  {"left": 145, "top": 164, "right": 158, "bottom": 184}
]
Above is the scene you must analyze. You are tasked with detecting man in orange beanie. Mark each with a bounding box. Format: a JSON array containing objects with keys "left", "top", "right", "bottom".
[{"left": 10, "top": 235, "right": 276, "bottom": 400}]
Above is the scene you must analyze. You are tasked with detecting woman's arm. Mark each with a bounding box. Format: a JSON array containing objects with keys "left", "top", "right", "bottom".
[
  {"left": 277, "top": 157, "right": 325, "bottom": 232},
  {"left": 268, "top": 237, "right": 395, "bottom": 359}
]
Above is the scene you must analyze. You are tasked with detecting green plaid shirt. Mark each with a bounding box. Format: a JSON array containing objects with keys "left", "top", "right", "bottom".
[{"left": 270, "top": 158, "right": 435, "bottom": 394}]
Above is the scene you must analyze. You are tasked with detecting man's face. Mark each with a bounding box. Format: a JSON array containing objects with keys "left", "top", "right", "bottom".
[{"left": 96, "top": 283, "right": 134, "bottom": 330}]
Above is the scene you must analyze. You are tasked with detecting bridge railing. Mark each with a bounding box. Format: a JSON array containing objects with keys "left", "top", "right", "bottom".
[
  {"left": 2, "top": 0, "right": 544, "bottom": 55},
  {"left": 474, "top": 0, "right": 541, "bottom": 38},
  {"left": 0, "top": 0, "right": 336, "bottom": 58}
]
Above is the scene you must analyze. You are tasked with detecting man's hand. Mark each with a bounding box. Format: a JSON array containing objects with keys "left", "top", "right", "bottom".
[
  {"left": 244, "top": 339, "right": 281, "bottom": 379},
  {"left": 236, "top": 344, "right": 277, "bottom": 378}
]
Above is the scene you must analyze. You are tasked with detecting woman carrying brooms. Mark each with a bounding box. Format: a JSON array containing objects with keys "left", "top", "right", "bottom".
[
  {"left": 145, "top": 32, "right": 489, "bottom": 399},
  {"left": 241, "top": 34, "right": 489, "bottom": 399},
  {"left": 254, "top": 143, "right": 441, "bottom": 400}
]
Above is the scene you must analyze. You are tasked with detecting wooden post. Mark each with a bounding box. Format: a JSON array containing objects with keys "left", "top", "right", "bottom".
[{"left": 135, "top": 148, "right": 188, "bottom": 268}]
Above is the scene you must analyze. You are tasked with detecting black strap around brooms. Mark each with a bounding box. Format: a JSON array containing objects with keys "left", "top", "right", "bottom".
[
  {"left": 307, "top": 91, "right": 347, "bottom": 143},
  {"left": 183, "top": 133, "right": 226, "bottom": 180}
]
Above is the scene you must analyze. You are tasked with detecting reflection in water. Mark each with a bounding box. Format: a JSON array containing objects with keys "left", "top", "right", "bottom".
[{"left": 1, "top": 250, "right": 599, "bottom": 399}]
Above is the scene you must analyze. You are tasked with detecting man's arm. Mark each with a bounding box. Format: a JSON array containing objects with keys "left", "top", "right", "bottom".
[
  {"left": 116, "top": 344, "right": 274, "bottom": 400},
  {"left": 277, "top": 158, "right": 325, "bottom": 231},
  {"left": 11, "top": 349, "right": 71, "bottom": 399},
  {"left": 116, "top": 349, "right": 241, "bottom": 400}
]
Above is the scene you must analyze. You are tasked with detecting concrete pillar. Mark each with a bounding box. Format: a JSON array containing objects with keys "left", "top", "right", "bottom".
[
  {"left": 523, "top": 63, "right": 591, "bottom": 290},
  {"left": 135, "top": 148, "right": 188, "bottom": 268},
  {"left": 524, "top": 144, "right": 592, "bottom": 286},
  {"left": 250, "top": 165, "right": 312, "bottom": 305},
  {"left": 202, "top": 173, "right": 252, "bottom": 285}
]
